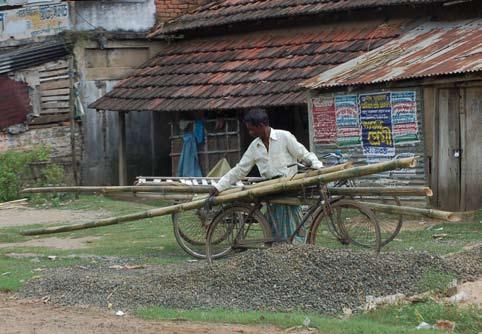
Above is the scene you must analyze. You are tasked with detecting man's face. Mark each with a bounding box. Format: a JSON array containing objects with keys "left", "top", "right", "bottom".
[{"left": 245, "top": 122, "right": 265, "bottom": 138}]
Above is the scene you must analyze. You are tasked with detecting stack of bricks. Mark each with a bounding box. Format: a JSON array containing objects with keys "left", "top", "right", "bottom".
[{"left": 155, "top": 0, "right": 210, "bottom": 22}]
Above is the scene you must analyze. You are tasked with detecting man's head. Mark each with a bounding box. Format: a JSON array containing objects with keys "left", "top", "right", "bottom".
[{"left": 243, "top": 108, "right": 269, "bottom": 138}]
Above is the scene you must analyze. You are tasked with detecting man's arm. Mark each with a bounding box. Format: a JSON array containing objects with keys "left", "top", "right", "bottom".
[
  {"left": 285, "top": 132, "right": 323, "bottom": 169},
  {"left": 213, "top": 145, "right": 256, "bottom": 194}
]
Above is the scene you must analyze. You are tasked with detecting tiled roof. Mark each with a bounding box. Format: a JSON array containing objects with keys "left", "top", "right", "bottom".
[
  {"left": 150, "top": 0, "right": 450, "bottom": 35},
  {"left": 90, "top": 22, "right": 404, "bottom": 112},
  {"left": 303, "top": 19, "right": 482, "bottom": 89}
]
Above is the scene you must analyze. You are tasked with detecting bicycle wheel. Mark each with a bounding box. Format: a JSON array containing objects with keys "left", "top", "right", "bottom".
[
  {"left": 206, "top": 203, "right": 272, "bottom": 263},
  {"left": 308, "top": 199, "right": 381, "bottom": 254},
  {"left": 363, "top": 196, "right": 403, "bottom": 246},
  {"left": 172, "top": 206, "right": 219, "bottom": 259}
]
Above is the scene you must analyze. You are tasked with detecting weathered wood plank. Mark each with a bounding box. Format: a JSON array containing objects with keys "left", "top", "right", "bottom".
[
  {"left": 40, "top": 75, "right": 70, "bottom": 83},
  {"left": 463, "top": 87, "right": 482, "bottom": 210},
  {"left": 28, "top": 114, "right": 69, "bottom": 125},
  {"left": 39, "top": 68, "right": 68, "bottom": 78},
  {"left": 40, "top": 79, "right": 69, "bottom": 90},
  {"left": 41, "top": 95, "right": 70, "bottom": 102},
  {"left": 41, "top": 88, "right": 70, "bottom": 96},
  {"left": 40, "top": 108, "right": 70, "bottom": 115},
  {"left": 42, "top": 101, "right": 70, "bottom": 109},
  {"left": 437, "top": 88, "right": 460, "bottom": 211}
]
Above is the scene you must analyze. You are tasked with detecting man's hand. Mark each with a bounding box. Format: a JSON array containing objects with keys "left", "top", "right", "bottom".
[{"left": 209, "top": 187, "right": 219, "bottom": 197}]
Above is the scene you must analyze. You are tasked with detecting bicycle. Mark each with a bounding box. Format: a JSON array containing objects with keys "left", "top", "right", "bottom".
[
  {"left": 205, "top": 164, "right": 382, "bottom": 264},
  {"left": 321, "top": 151, "right": 404, "bottom": 247}
]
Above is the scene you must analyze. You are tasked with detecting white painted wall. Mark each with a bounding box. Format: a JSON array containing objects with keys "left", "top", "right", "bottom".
[{"left": 73, "top": 0, "right": 156, "bottom": 32}]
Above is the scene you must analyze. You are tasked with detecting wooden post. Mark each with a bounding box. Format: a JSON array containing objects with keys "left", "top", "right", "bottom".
[
  {"left": 118, "top": 112, "right": 127, "bottom": 186},
  {"left": 68, "top": 56, "right": 79, "bottom": 193}
]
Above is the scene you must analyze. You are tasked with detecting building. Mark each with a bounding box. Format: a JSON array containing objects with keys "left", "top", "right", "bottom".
[
  {"left": 93, "top": 0, "right": 470, "bottom": 183},
  {"left": 303, "top": 18, "right": 482, "bottom": 211}
]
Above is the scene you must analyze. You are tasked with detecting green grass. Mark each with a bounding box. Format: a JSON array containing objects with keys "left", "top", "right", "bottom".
[
  {"left": 136, "top": 307, "right": 441, "bottom": 334},
  {"left": 360, "top": 302, "right": 481, "bottom": 334},
  {"left": 382, "top": 221, "right": 481, "bottom": 254},
  {"left": 0, "top": 195, "right": 191, "bottom": 291},
  {"left": 136, "top": 301, "right": 481, "bottom": 334}
]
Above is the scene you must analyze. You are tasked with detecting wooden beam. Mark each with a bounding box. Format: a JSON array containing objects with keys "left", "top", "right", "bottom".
[{"left": 118, "top": 111, "right": 127, "bottom": 186}]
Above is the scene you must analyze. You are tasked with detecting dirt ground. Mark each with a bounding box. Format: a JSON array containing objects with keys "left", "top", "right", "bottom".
[
  {"left": 0, "top": 294, "right": 309, "bottom": 334},
  {"left": 0, "top": 207, "right": 108, "bottom": 228}
]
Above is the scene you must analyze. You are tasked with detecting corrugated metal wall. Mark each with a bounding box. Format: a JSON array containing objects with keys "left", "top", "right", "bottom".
[{"left": 311, "top": 87, "right": 427, "bottom": 203}]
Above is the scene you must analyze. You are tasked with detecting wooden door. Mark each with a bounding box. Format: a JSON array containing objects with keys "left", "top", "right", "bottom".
[
  {"left": 435, "top": 86, "right": 482, "bottom": 211},
  {"left": 462, "top": 87, "right": 482, "bottom": 210}
]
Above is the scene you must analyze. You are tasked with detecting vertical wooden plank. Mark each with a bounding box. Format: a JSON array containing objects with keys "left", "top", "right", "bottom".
[
  {"left": 459, "top": 88, "right": 466, "bottom": 211},
  {"left": 306, "top": 91, "right": 315, "bottom": 152},
  {"left": 118, "top": 112, "right": 127, "bottom": 186},
  {"left": 423, "top": 87, "right": 436, "bottom": 206},
  {"left": 463, "top": 87, "right": 482, "bottom": 210},
  {"left": 68, "top": 56, "right": 78, "bottom": 189},
  {"left": 437, "top": 88, "right": 460, "bottom": 211}
]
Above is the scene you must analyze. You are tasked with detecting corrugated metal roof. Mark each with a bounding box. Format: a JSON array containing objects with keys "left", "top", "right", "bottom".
[
  {"left": 0, "top": 40, "right": 70, "bottom": 75},
  {"left": 0, "top": 75, "right": 30, "bottom": 129},
  {"left": 90, "top": 21, "right": 405, "bottom": 112},
  {"left": 303, "top": 19, "right": 482, "bottom": 89},
  {"left": 150, "top": 0, "right": 458, "bottom": 36}
]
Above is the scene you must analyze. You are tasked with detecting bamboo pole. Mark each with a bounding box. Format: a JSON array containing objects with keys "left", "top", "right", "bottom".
[
  {"left": 356, "top": 201, "right": 462, "bottom": 222},
  {"left": 21, "top": 162, "right": 352, "bottom": 196},
  {"left": 21, "top": 157, "right": 416, "bottom": 236},
  {"left": 327, "top": 186, "right": 433, "bottom": 197},
  {"left": 20, "top": 185, "right": 213, "bottom": 194}
]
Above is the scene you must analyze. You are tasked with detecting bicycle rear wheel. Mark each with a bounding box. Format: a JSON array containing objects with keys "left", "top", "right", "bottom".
[
  {"left": 308, "top": 199, "right": 381, "bottom": 254},
  {"left": 172, "top": 206, "right": 219, "bottom": 259},
  {"left": 206, "top": 203, "right": 272, "bottom": 264}
]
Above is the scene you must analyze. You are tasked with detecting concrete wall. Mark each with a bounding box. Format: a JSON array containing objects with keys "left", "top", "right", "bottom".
[
  {"left": 75, "top": 39, "right": 163, "bottom": 185},
  {"left": 72, "top": 0, "right": 156, "bottom": 32}
]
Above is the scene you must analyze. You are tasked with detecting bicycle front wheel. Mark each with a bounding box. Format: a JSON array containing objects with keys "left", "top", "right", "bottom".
[
  {"left": 206, "top": 204, "right": 272, "bottom": 264},
  {"left": 308, "top": 199, "right": 381, "bottom": 254}
]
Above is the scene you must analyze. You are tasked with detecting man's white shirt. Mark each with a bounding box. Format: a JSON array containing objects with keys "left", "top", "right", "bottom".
[{"left": 215, "top": 128, "right": 323, "bottom": 192}]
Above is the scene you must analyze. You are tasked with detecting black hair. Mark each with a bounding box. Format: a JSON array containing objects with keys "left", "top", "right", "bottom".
[{"left": 243, "top": 108, "right": 269, "bottom": 126}]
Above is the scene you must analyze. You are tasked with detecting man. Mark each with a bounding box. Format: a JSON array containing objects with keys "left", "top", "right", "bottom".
[{"left": 210, "top": 108, "right": 323, "bottom": 243}]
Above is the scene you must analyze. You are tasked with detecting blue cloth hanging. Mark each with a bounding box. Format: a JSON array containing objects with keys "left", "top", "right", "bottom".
[
  {"left": 177, "top": 132, "right": 203, "bottom": 177},
  {"left": 193, "top": 119, "right": 205, "bottom": 145}
]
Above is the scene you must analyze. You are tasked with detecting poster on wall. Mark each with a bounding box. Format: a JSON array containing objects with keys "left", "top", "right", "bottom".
[
  {"left": 391, "top": 91, "right": 419, "bottom": 143},
  {"left": 359, "top": 92, "right": 395, "bottom": 162},
  {"left": 312, "top": 96, "right": 336, "bottom": 144},
  {"left": 335, "top": 95, "right": 360, "bottom": 147}
]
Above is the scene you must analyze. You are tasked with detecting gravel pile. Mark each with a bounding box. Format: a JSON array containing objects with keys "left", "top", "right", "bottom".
[{"left": 20, "top": 245, "right": 481, "bottom": 314}]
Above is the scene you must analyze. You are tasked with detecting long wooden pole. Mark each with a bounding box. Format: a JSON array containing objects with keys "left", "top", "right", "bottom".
[
  {"left": 327, "top": 186, "right": 433, "bottom": 197},
  {"left": 20, "top": 162, "right": 352, "bottom": 195},
  {"left": 21, "top": 158, "right": 416, "bottom": 236},
  {"left": 355, "top": 201, "right": 462, "bottom": 222},
  {"left": 21, "top": 185, "right": 213, "bottom": 194}
]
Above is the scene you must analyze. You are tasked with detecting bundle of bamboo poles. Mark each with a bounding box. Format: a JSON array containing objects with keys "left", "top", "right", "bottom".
[{"left": 21, "top": 157, "right": 424, "bottom": 236}]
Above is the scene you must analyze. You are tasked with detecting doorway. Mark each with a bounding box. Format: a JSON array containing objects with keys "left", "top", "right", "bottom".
[{"left": 434, "top": 86, "right": 482, "bottom": 211}]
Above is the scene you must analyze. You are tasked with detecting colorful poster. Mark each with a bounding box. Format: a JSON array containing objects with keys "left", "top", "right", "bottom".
[
  {"left": 359, "top": 93, "right": 395, "bottom": 160},
  {"left": 391, "top": 91, "right": 419, "bottom": 143},
  {"left": 312, "top": 96, "right": 336, "bottom": 144},
  {"left": 335, "top": 95, "right": 360, "bottom": 147}
]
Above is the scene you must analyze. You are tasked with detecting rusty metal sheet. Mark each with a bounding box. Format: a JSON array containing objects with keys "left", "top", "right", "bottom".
[
  {"left": 0, "top": 75, "right": 30, "bottom": 129},
  {"left": 303, "top": 19, "right": 482, "bottom": 88}
]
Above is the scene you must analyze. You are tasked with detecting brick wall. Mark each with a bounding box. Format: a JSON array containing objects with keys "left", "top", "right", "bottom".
[{"left": 155, "top": 0, "right": 210, "bottom": 21}]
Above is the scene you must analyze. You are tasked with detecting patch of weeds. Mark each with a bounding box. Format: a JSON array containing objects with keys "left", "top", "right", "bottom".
[
  {"left": 359, "top": 301, "right": 481, "bottom": 334},
  {"left": 136, "top": 307, "right": 432, "bottom": 334},
  {"left": 417, "top": 269, "right": 456, "bottom": 294}
]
